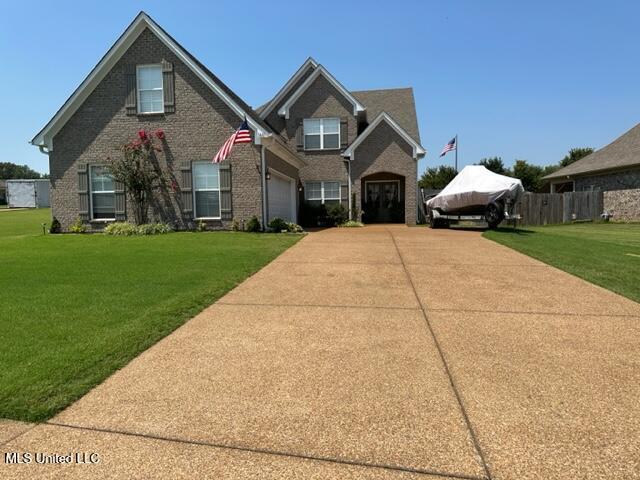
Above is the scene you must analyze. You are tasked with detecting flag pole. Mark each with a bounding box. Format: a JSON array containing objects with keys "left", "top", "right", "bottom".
[{"left": 455, "top": 134, "right": 458, "bottom": 172}]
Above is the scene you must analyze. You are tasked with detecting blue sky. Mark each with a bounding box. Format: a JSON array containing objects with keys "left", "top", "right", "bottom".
[{"left": 1, "top": 0, "right": 638, "bottom": 176}]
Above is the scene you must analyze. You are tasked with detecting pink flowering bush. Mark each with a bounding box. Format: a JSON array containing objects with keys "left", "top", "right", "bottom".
[{"left": 106, "top": 129, "right": 167, "bottom": 224}]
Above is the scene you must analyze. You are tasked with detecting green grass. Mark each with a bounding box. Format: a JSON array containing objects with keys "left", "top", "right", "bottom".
[
  {"left": 0, "top": 209, "right": 301, "bottom": 422},
  {"left": 484, "top": 223, "right": 640, "bottom": 303}
]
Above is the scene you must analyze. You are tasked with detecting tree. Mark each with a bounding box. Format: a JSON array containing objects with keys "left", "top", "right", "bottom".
[
  {"left": 0, "top": 162, "right": 44, "bottom": 179},
  {"left": 106, "top": 129, "right": 166, "bottom": 224},
  {"left": 511, "top": 159, "right": 545, "bottom": 192},
  {"left": 418, "top": 165, "right": 458, "bottom": 189},
  {"left": 560, "top": 147, "right": 593, "bottom": 167},
  {"left": 476, "top": 157, "right": 507, "bottom": 175}
]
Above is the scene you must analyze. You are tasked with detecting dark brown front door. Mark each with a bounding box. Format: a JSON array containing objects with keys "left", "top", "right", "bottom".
[{"left": 364, "top": 181, "right": 402, "bottom": 223}]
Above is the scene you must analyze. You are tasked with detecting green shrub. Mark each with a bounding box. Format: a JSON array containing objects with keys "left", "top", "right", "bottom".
[
  {"left": 197, "top": 219, "right": 207, "bottom": 232},
  {"left": 268, "top": 217, "right": 288, "bottom": 232},
  {"left": 70, "top": 218, "right": 86, "bottom": 234},
  {"left": 49, "top": 217, "right": 61, "bottom": 234},
  {"left": 327, "top": 203, "right": 349, "bottom": 226},
  {"left": 246, "top": 216, "right": 261, "bottom": 232},
  {"left": 286, "top": 222, "right": 304, "bottom": 233},
  {"left": 299, "top": 202, "right": 327, "bottom": 227},
  {"left": 104, "top": 222, "right": 138, "bottom": 236},
  {"left": 339, "top": 220, "right": 364, "bottom": 228},
  {"left": 231, "top": 219, "right": 240, "bottom": 231},
  {"left": 104, "top": 222, "right": 171, "bottom": 236},
  {"left": 137, "top": 223, "right": 172, "bottom": 235}
]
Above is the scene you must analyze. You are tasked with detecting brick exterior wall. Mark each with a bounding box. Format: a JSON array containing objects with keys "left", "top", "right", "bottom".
[
  {"left": 263, "top": 64, "right": 315, "bottom": 134},
  {"left": 48, "top": 26, "right": 421, "bottom": 230},
  {"left": 49, "top": 28, "right": 277, "bottom": 232},
  {"left": 269, "top": 74, "right": 356, "bottom": 206},
  {"left": 268, "top": 74, "right": 419, "bottom": 224},
  {"left": 603, "top": 188, "right": 640, "bottom": 222},
  {"left": 350, "top": 122, "right": 417, "bottom": 224},
  {"left": 574, "top": 168, "right": 640, "bottom": 192}
]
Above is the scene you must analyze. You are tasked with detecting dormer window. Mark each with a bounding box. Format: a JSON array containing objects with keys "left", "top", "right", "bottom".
[
  {"left": 304, "top": 118, "right": 340, "bottom": 150},
  {"left": 137, "top": 65, "right": 164, "bottom": 114}
]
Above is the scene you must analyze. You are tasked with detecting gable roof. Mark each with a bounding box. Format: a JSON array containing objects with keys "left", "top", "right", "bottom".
[
  {"left": 31, "top": 12, "right": 272, "bottom": 151},
  {"left": 342, "top": 112, "right": 426, "bottom": 160},
  {"left": 543, "top": 122, "right": 640, "bottom": 180},
  {"left": 256, "top": 58, "right": 317, "bottom": 118},
  {"left": 352, "top": 88, "right": 421, "bottom": 143},
  {"left": 277, "top": 65, "right": 366, "bottom": 119}
]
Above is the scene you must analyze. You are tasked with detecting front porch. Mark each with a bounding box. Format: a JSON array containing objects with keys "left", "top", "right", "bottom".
[{"left": 360, "top": 172, "right": 406, "bottom": 223}]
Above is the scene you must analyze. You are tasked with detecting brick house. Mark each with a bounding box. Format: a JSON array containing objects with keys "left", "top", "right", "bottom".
[
  {"left": 543, "top": 122, "right": 640, "bottom": 193},
  {"left": 31, "top": 12, "right": 425, "bottom": 231}
]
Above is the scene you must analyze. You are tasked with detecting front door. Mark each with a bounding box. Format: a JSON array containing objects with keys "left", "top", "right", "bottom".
[{"left": 364, "top": 181, "right": 402, "bottom": 223}]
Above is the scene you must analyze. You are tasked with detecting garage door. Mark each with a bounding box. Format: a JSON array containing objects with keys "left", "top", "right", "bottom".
[{"left": 268, "top": 173, "right": 295, "bottom": 222}]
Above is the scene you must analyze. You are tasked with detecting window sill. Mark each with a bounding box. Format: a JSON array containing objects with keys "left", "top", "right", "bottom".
[
  {"left": 304, "top": 148, "right": 341, "bottom": 152},
  {"left": 90, "top": 219, "right": 116, "bottom": 223},
  {"left": 194, "top": 217, "right": 222, "bottom": 221},
  {"left": 137, "top": 112, "right": 165, "bottom": 117}
]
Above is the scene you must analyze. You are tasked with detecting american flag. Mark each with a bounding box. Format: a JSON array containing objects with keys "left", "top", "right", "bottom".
[
  {"left": 439, "top": 137, "right": 456, "bottom": 157},
  {"left": 213, "top": 119, "right": 252, "bottom": 163}
]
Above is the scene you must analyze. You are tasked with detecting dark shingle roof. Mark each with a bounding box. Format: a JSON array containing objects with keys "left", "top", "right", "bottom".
[
  {"left": 351, "top": 88, "right": 421, "bottom": 143},
  {"left": 544, "top": 122, "right": 640, "bottom": 179}
]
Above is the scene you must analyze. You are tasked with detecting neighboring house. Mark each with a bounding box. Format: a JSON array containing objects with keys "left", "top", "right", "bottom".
[
  {"left": 544, "top": 122, "right": 640, "bottom": 193},
  {"left": 30, "top": 12, "right": 425, "bottom": 231}
]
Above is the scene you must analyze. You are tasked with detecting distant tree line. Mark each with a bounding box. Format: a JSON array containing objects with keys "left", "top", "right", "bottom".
[
  {"left": 0, "top": 162, "right": 48, "bottom": 180},
  {"left": 418, "top": 147, "right": 593, "bottom": 192}
]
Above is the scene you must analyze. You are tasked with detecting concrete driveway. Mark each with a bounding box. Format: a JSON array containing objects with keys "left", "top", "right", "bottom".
[{"left": 3, "top": 225, "right": 640, "bottom": 479}]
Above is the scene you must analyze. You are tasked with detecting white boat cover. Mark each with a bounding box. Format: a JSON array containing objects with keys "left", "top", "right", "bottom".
[{"left": 426, "top": 165, "right": 524, "bottom": 212}]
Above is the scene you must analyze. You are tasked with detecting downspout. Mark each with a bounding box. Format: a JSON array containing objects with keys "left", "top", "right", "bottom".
[
  {"left": 347, "top": 156, "right": 352, "bottom": 220},
  {"left": 260, "top": 145, "right": 268, "bottom": 231}
]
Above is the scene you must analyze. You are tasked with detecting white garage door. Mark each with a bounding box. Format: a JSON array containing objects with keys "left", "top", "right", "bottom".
[{"left": 268, "top": 172, "right": 295, "bottom": 222}]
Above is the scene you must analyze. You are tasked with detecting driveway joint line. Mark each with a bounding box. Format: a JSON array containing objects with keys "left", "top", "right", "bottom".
[
  {"left": 0, "top": 423, "right": 39, "bottom": 447},
  {"left": 404, "top": 263, "right": 545, "bottom": 267},
  {"left": 275, "top": 260, "right": 401, "bottom": 265},
  {"left": 216, "top": 301, "right": 421, "bottom": 311},
  {"left": 44, "top": 421, "right": 485, "bottom": 480},
  {"left": 387, "top": 228, "right": 493, "bottom": 480},
  {"left": 427, "top": 307, "right": 640, "bottom": 318}
]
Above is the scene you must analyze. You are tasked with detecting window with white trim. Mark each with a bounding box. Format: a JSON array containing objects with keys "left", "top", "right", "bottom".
[
  {"left": 193, "top": 162, "right": 221, "bottom": 219},
  {"left": 304, "top": 118, "right": 340, "bottom": 150},
  {"left": 305, "top": 181, "right": 341, "bottom": 205},
  {"left": 137, "top": 65, "right": 164, "bottom": 114},
  {"left": 90, "top": 165, "right": 115, "bottom": 220}
]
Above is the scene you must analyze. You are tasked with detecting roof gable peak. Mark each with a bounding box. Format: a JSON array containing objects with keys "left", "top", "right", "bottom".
[
  {"left": 277, "top": 65, "right": 365, "bottom": 119},
  {"left": 258, "top": 57, "right": 318, "bottom": 119},
  {"left": 343, "top": 112, "right": 425, "bottom": 160},
  {"left": 31, "top": 12, "right": 269, "bottom": 150}
]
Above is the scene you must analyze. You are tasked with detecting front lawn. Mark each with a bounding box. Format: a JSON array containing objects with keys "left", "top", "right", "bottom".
[
  {"left": 0, "top": 209, "right": 300, "bottom": 422},
  {"left": 484, "top": 223, "right": 640, "bottom": 303}
]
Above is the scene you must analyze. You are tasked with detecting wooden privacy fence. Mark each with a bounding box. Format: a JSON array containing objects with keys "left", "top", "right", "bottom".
[{"left": 515, "top": 190, "right": 604, "bottom": 226}]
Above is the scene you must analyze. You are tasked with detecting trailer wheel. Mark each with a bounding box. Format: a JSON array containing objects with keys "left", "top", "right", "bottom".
[
  {"left": 485, "top": 202, "right": 504, "bottom": 229},
  {"left": 428, "top": 212, "right": 438, "bottom": 228}
]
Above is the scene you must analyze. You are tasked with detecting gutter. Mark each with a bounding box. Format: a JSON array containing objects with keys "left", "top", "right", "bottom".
[{"left": 37, "top": 145, "right": 50, "bottom": 156}]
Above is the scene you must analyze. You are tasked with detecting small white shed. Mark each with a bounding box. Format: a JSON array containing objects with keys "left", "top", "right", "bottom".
[{"left": 6, "top": 179, "right": 51, "bottom": 208}]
